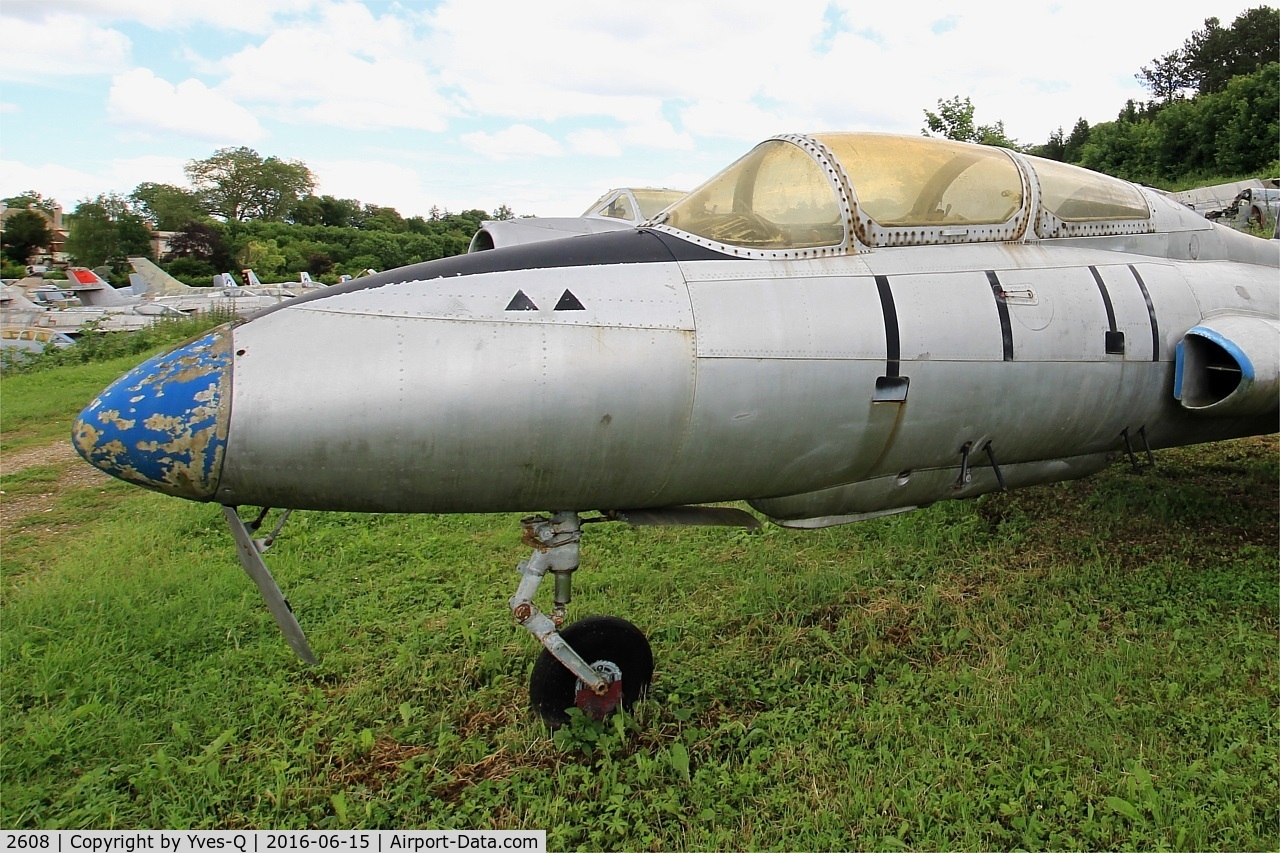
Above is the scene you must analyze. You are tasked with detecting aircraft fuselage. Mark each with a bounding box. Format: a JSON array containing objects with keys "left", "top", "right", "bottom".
[{"left": 75, "top": 228, "right": 1277, "bottom": 525}]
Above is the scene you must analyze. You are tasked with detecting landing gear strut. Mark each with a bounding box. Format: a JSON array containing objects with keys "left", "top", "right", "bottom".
[
  {"left": 226, "top": 504, "right": 757, "bottom": 728},
  {"left": 509, "top": 512, "right": 653, "bottom": 726}
]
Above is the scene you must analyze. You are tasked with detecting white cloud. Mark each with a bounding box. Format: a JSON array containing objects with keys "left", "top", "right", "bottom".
[
  {"left": 420, "top": 0, "right": 1271, "bottom": 153},
  {"left": 0, "top": 12, "right": 131, "bottom": 81},
  {"left": 680, "top": 99, "right": 797, "bottom": 144},
  {"left": 214, "top": 3, "right": 455, "bottom": 132},
  {"left": 618, "top": 118, "right": 696, "bottom": 152},
  {"left": 461, "top": 125, "right": 564, "bottom": 161},
  {"left": 565, "top": 117, "right": 697, "bottom": 160},
  {"left": 107, "top": 68, "right": 265, "bottom": 144},
  {"left": 426, "top": 0, "right": 827, "bottom": 120},
  {"left": 312, "top": 158, "right": 432, "bottom": 209},
  {"left": 568, "top": 129, "right": 624, "bottom": 158}
]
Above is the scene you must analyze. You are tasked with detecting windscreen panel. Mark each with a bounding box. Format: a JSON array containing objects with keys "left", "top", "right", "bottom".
[
  {"left": 663, "top": 141, "right": 844, "bottom": 250},
  {"left": 590, "top": 192, "right": 638, "bottom": 221}
]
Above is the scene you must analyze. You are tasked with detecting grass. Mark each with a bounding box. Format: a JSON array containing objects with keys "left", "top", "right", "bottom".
[{"left": 0, "top": 352, "right": 1276, "bottom": 849}]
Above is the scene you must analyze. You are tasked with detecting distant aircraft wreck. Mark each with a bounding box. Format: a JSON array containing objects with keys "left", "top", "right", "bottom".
[{"left": 1170, "top": 178, "right": 1280, "bottom": 236}]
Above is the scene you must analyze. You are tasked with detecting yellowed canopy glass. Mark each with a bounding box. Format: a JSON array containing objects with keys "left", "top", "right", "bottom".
[
  {"left": 818, "top": 133, "right": 1022, "bottom": 227},
  {"left": 632, "top": 189, "right": 686, "bottom": 219},
  {"left": 663, "top": 141, "right": 844, "bottom": 249},
  {"left": 1026, "top": 155, "right": 1150, "bottom": 221}
]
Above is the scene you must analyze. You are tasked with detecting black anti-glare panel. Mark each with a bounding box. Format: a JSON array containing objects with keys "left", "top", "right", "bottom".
[{"left": 252, "top": 229, "right": 737, "bottom": 321}]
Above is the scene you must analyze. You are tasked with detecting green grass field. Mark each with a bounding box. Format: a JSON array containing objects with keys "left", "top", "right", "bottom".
[{"left": 2, "top": 351, "right": 1276, "bottom": 849}]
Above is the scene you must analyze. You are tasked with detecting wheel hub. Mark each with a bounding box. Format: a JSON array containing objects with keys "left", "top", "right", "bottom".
[{"left": 575, "top": 660, "right": 623, "bottom": 720}]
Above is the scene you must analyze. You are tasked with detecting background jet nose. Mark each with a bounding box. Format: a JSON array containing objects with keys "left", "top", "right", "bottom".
[{"left": 71, "top": 324, "right": 234, "bottom": 501}]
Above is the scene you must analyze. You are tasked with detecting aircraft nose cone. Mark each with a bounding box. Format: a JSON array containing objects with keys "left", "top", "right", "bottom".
[{"left": 71, "top": 324, "right": 234, "bottom": 501}]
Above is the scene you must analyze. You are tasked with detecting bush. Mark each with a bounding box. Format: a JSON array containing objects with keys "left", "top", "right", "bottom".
[{"left": 1, "top": 310, "right": 233, "bottom": 374}]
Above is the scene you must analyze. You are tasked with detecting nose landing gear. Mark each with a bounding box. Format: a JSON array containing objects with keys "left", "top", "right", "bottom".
[
  {"left": 508, "top": 512, "right": 654, "bottom": 727},
  {"left": 504, "top": 504, "right": 752, "bottom": 722},
  {"left": 509, "top": 507, "right": 758, "bottom": 726}
]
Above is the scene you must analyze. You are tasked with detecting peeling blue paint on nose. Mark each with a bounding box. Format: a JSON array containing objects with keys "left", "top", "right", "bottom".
[{"left": 71, "top": 324, "right": 234, "bottom": 501}]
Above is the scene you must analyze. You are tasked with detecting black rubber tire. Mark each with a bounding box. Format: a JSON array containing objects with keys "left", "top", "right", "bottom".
[{"left": 529, "top": 615, "right": 653, "bottom": 727}]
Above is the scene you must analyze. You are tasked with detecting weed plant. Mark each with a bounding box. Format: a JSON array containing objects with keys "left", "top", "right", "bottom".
[
  {"left": 1, "top": 310, "right": 232, "bottom": 375},
  {"left": 0, "top": 353, "right": 1276, "bottom": 849}
]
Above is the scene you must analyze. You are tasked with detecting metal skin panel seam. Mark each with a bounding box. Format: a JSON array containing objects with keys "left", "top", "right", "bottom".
[{"left": 285, "top": 265, "right": 696, "bottom": 332}]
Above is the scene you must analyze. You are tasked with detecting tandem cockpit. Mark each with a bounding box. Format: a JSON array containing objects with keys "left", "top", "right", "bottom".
[{"left": 649, "top": 132, "right": 1273, "bottom": 265}]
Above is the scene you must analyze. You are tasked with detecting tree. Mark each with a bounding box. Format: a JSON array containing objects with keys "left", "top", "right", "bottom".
[
  {"left": 1185, "top": 8, "right": 1279, "bottom": 94},
  {"left": 64, "top": 194, "right": 153, "bottom": 267},
  {"left": 185, "top": 147, "right": 316, "bottom": 222},
  {"left": 3, "top": 191, "right": 59, "bottom": 216},
  {"left": 922, "top": 96, "right": 1019, "bottom": 148},
  {"left": 1063, "top": 118, "right": 1092, "bottom": 163},
  {"left": 1030, "top": 127, "right": 1067, "bottom": 161},
  {"left": 1137, "top": 7, "right": 1280, "bottom": 101},
  {"left": 116, "top": 217, "right": 153, "bottom": 262},
  {"left": 923, "top": 95, "right": 978, "bottom": 141},
  {"left": 238, "top": 238, "right": 287, "bottom": 279},
  {"left": 63, "top": 201, "right": 117, "bottom": 266},
  {"left": 304, "top": 252, "right": 334, "bottom": 277},
  {"left": 1, "top": 208, "right": 54, "bottom": 265},
  {"left": 1207, "top": 61, "right": 1280, "bottom": 174},
  {"left": 167, "top": 221, "right": 232, "bottom": 270},
  {"left": 1137, "top": 49, "right": 1191, "bottom": 102},
  {"left": 361, "top": 204, "right": 407, "bottom": 232},
  {"left": 1079, "top": 61, "right": 1276, "bottom": 183},
  {"left": 291, "top": 194, "right": 361, "bottom": 227},
  {"left": 130, "top": 182, "right": 207, "bottom": 230}
]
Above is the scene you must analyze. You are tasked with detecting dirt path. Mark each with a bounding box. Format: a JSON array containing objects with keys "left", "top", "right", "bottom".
[{"left": 0, "top": 440, "right": 112, "bottom": 535}]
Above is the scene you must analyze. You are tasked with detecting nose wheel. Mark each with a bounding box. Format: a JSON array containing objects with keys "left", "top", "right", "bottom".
[
  {"left": 509, "top": 508, "right": 755, "bottom": 728},
  {"left": 529, "top": 615, "right": 653, "bottom": 726}
]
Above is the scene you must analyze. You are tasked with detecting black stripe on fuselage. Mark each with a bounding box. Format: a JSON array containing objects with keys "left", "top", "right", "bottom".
[
  {"left": 875, "top": 275, "right": 901, "bottom": 378},
  {"left": 1089, "top": 266, "right": 1119, "bottom": 331},
  {"left": 1127, "top": 265, "right": 1160, "bottom": 361},
  {"left": 246, "top": 229, "right": 738, "bottom": 322},
  {"left": 985, "top": 270, "right": 1015, "bottom": 361},
  {"left": 1089, "top": 266, "right": 1128, "bottom": 355}
]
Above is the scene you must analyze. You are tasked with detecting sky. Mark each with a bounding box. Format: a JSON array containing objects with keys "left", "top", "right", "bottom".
[{"left": 0, "top": 0, "right": 1269, "bottom": 219}]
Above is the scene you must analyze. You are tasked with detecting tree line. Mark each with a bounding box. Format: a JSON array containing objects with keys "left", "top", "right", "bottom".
[
  {"left": 925, "top": 7, "right": 1277, "bottom": 185},
  {"left": 1, "top": 144, "right": 514, "bottom": 284},
  {"left": 3, "top": 140, "right": 514, "bottom": 280}
]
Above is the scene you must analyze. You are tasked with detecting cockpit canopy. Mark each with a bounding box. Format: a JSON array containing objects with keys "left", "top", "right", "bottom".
[
  {"left": 657, "top": 133, "right": 1156, "bottom": 256},
  {"left": 583, "top": 187, "right": 687, "bottom": 224}
]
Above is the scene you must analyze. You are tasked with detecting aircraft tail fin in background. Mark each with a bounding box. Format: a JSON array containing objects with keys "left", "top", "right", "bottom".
[
  {"left": 243, "top": 269, "right": 264, "bottom": 287},
  {"left": 127, "top": 257, "right": 199, "bottom": 297},
  {"left": 0, "top": 283, "right": 41, "bottom": 310},
  {"left": 64, "top": 268, "right": 135, "bottom": 307}
]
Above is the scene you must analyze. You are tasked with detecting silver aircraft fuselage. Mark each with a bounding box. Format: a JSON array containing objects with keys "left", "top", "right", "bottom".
[{"left": 74, "top": 134, "right": 1279, "bottom": 530}]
